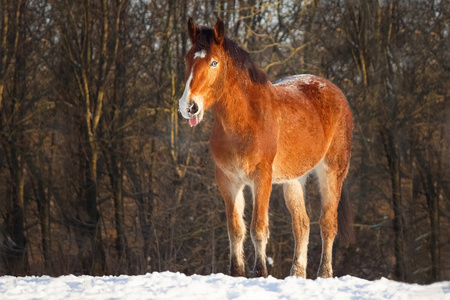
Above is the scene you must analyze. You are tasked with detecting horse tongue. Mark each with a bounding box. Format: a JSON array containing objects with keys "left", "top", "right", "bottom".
[{"left": 189, "top": 115, "right": 198, "bottom": 127}]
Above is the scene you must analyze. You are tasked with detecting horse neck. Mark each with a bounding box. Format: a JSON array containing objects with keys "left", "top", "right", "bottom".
[{"left": 213, "top": 72, "right": 273, "bottom": 134}]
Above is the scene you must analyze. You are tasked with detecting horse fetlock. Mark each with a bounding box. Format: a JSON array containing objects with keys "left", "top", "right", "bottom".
[
  {"left": 317, "top": 262, "right": 333, "bottom": 278},
  {"left": 253, "top": 259, "right": 268, "bottom": 278},
  {"left": 290, "top": 262, "right": 307, "bottom": 278},
  {"left": 230, "top": 256, "right": 246, "bottom": 277},
  {"left": 229, "top": 230, "right": 245, "bottom": 243}
]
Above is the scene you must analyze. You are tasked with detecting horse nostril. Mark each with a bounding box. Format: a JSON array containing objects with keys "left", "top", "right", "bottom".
[{"left": 188, "top": 100, "right": 199, "bottom": 115}]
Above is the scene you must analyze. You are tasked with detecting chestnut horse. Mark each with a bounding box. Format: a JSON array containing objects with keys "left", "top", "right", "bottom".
[{"left": 179, "top": 18, "right": 354, "bottom": 278}]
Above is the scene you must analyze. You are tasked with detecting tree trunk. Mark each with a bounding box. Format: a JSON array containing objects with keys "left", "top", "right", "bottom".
[
  {"left": 84, "top": 153, "right": 103, "bottom": 275},
  {"left": 5, "top": 141, "right": 27, "bottom": 275},
  {"left": 126, "top": 160, "right": 154, "bottom": 272},
  {"left": 26, "top": 157, "right": 52, "bottom": 274},
  {"left": 414, "top": 149, "right": 440, "bottom": 282},
  {"left": 2, "top": 0, "right": 28, "bottom": 276},
  {"left": 381, "top": 128, "right": 406, "bottom": 281},
  {"left": 101, "top": 0, "right": 130, "bottom": 275},
  {"left": 107, "top": 146, "right": 127, "bottom": 273}
]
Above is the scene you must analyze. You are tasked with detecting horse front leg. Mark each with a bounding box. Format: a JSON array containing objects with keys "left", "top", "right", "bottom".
[
  {"left": 216, "top": 168, "right": 246, "bottom": 277},
  {"left": 250, "top": 164, "right": 272, "bottom": 278}
]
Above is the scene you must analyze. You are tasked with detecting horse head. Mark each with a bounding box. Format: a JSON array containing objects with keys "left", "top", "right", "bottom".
[{"left": 178, "top": 18, "right": 227, "bottom": 127}]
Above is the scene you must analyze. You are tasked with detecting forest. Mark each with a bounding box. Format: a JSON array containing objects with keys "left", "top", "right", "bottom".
[{"left": 0, "top": 0, "right": 449, "bottom": 284}]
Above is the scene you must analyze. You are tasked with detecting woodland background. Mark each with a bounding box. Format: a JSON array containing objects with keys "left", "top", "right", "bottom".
[{"left": 0, "top": 0, "right": 449, "bottom": 284}]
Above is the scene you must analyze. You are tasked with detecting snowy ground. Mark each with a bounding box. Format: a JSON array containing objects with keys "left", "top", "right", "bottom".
[{"left": 1, "top": 272, "right": 449, "bottom": 300}]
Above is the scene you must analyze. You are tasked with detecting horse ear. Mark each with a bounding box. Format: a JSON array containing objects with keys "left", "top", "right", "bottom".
[
  {"left": 188, "top": 17, "right": 199, "bottom": 43},
  {"left": 214, "top": 17, "right": 225, "bottom": 45}
]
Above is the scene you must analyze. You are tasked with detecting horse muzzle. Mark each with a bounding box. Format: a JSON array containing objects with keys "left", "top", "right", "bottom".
[{"left": 179, "top": 97, "right": 203, "bottom": 127}]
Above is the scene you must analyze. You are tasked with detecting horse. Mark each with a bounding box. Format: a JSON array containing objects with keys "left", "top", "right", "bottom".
[{"left": 178, "top": 17, "right": 354, "bottom": 278}]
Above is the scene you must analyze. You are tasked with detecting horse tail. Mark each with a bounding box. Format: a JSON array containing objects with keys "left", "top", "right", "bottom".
[{"left": 337, "top": 187, "right": 355, "bottom": 245}]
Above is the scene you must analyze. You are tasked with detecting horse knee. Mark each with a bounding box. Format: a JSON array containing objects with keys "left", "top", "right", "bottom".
[
  {"left": 250, "top": 220, "right": 269, "bottom": 244},
  {"left": 228, "top": 217, "right": 245, "bottom": 237}
]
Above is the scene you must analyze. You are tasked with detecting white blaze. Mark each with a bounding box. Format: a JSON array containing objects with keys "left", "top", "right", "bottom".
[
  {"left": 179, "top": 71, "right": 193, "bottom": 119},
  {"left": 178, "top": 53, "right": 206, "bottom": 124}
]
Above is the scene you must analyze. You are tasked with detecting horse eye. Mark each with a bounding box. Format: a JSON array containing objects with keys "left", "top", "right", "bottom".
[{"left": 210, "top": 61, "right": 218, "bottom": 68}]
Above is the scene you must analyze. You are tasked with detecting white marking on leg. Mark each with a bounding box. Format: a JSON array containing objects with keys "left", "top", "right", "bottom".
[
  {"left": 314, "top": 158, "right": 338, "bottom": 278},
  {"left": 284, "top": 179, "right": 309, "bottom": 277},
  {"left": 297, "top": 172, "right": 309, "bottom": 188},
  {"left": 314, "top": 159, "right": 333, "bottom": 207},
  {"left": 227, "top": 184, "right": 246, "bottom": 272}
]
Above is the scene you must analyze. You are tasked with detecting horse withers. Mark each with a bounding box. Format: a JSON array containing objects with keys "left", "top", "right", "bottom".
[{"left": 178, "top": 18, "right": 354, "bottom": 278}]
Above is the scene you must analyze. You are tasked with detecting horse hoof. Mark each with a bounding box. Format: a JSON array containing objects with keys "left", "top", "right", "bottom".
[
  {"left": 253, "top": 267, "right": 268, "bottom": 278},
  {"left": 317, "top": 269, "right": 333, "bottom": 278},
  {"left": 230, "top": 265, "right": 246, "bottom": 277}
]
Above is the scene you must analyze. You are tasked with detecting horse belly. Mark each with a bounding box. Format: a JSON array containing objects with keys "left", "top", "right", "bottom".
[
  {"left": 272, "top": 154, "right": 322, "bottom": 183},
  {"left": 272, "top": 145, "right": 324, "bottom": 183}
]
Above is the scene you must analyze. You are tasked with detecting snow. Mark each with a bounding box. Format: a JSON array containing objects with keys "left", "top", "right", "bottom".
[
  {"left": 1, "top": 272, "right": 449, "bottom": 300},
  {"left": 273, "top": 74, "right": 327, "bottom": 90}
]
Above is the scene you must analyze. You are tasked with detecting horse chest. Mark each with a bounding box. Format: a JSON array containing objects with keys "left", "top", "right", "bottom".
[
  {"left": 211, "top": 139, "right": 248, "bottom": 178},
  {"left": 210, "top": 128, "right": 270, "bottom": 183}
]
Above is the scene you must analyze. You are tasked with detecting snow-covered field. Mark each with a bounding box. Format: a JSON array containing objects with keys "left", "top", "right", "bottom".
[{"left": 1, "top": 271, "right": 449, "bottom": 300}]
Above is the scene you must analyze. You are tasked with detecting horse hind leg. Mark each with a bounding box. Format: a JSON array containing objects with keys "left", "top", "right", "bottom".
[
  {"left": 313, "top": 100, "right": 353, "bottom": 278},
  {"left": 283, "top": 177, "right": 310, "bottom": 278},
  {"left": 315, "top": 157, "right": 349, "bottom": 278}
]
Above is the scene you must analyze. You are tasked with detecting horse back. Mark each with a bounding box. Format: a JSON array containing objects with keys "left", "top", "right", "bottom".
[{"left": 271, "top": 74, "right": 352, "bottom": 182}]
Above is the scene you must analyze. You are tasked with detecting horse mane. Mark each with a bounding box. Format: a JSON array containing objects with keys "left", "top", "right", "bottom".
[{"left": 195, "top": 27, "right": 268, "bottom": 85}]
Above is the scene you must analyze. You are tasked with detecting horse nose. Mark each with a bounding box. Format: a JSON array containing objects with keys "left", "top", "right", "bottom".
[{"left": 188, "top": 100, "right": 199, "bottom": 115}]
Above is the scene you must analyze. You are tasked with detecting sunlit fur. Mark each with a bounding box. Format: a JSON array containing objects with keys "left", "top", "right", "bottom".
[{"left": 179, "top": 18, "right": 354, "bottom": 278}]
